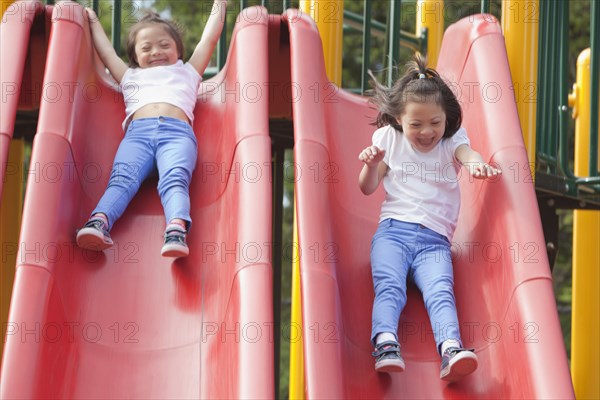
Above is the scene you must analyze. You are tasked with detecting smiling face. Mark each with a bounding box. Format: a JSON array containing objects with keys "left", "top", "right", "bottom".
[
  {"left": 397, "top": 101, "right": 447, "bottom": 153},
  {"left": 134, "top": 25, "right": 179, "bottom": 68}
]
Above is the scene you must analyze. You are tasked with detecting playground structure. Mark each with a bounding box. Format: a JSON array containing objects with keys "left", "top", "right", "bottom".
[{"left": 0, "top": 0, "right": 598, "bottom": 398}]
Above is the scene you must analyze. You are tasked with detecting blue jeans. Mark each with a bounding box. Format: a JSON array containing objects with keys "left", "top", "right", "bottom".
[
  {"left": 370, "top": 218, "right": 461, "bottom": 354},
  {"left": 93, "top": 116, "right": 198, "bottom": 230}
]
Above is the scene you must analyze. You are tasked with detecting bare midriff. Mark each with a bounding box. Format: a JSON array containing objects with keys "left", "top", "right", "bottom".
[{"left": 132, "top": 103, "right": 189, "bottom": 123}]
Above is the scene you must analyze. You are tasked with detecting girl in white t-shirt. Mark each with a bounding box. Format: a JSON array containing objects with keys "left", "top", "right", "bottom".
[
  {"left": 359, "top": 55, "right": 501, "bottom": 381},
  {"left": 76, "top": 2, "right": 227, "bottom": 258}
]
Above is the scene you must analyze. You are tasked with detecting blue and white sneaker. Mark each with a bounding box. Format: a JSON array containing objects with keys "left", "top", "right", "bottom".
[
  {"left": 372, "top": 341, "right": 405, "bottom": 373},
  {"left": 161, "top": 225, "right": 189, "bottom": 258},
  {"left": 440, "top": 347, "right": 478, "bottom": 382},
  {"left": 76, "top": 218, "right": 113, "bottom": 250}
]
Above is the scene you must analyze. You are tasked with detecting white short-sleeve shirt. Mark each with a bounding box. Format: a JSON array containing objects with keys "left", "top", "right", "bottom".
[{"left": 372, "top": 125, "right": 470, "bottom": 240}]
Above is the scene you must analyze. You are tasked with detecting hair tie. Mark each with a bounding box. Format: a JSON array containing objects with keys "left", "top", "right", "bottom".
[{"left": 418, "top": 73, "right": 426, "bottom": 79}]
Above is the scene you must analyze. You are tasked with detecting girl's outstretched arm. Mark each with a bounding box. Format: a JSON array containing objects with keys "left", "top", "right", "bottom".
[
  {"left": 455, "top": 144, "right": 502, "bottom": 179},
  {"left": 86, "top": 8, "right": 128, "bottom": 83},
  {"left": 188, "top": 0, "right": 228, "bottom": 75},
  {"left": 358, "top": 146, "right": 388, "bottom": 195}
]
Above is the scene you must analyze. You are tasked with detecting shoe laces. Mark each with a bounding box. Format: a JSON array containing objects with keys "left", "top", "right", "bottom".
[
  {"left": 444, "top": 347, "right": 475, "bottom": 358},
  {"left": 164, "top": 226, "right": 187, "bottom": 244},
  {"left": 84, "top": 218, "right": 108, "bottom": 232},
  {"left": 372, "top": 341, "right": 401, "bottom": 358}
]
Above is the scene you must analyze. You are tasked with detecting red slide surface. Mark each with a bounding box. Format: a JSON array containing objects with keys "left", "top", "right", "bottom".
[
  {"left": 1, "top": 2, "right": 273, "bottom": 398},
  {"left": 289, "top": 11, "right": 575, "bottom": 399}
]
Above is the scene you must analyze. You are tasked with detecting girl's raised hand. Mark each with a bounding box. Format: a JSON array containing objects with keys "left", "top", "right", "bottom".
[
  {"left": 359, "top": 146, "right": 385, "bottom": 167},
  {"left": 85, "top": 7, "right": 98, "bottom": 22},
  {"left": 465, "top": 162, "right": 502, "bottom": 179}
]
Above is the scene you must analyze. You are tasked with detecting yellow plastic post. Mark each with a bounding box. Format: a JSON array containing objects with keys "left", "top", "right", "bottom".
[
  {"left": 1, "top": 139, "right": 24, "bottom": 363},
  {"left": 299, "top": 0, "right": 343, "bottom": 86},
  {"left": 571, "top": 48, "right": 600, "bottom": 400},
  {"left": 501, "top": 0, "right": 539, "bottom": 176},
  {"left": 416, "top": 0, "right": 444, "bottom": 68},
  {"left": 288, "top": 204, "right": 304, "bottom": 399}
]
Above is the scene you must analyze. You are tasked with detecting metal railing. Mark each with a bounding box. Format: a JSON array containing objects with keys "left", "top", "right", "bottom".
[
  {"left": 536, "top": 0, "right": 599, "bottom": 195},
  {"left": 43, "top": 1, "right": 427, "bottom": 91}
]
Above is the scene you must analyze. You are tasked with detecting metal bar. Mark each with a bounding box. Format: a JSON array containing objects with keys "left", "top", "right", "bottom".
[
  {"left": 398, "top": 32, "right": 422, "bottom": 50},
  {"left": 271, "top": 143, "right": 285, "bottom": 399},
  {"left": 420, "top": 27, "right": 428, "bottom": 58},
  {"left": 558, "top": 0, "right": 576, "bottom": 179},
  {"left": 361, "top": 0, "right": 372, "bottom": 94},
  {"left": 283, "top": 0, "right": 289, "bottom": 10},
  {"left": 387, "top": 0, "right": 401, "bottom": 86},
  {"left": 112, "top": 0, "right": 122, "bottom": 55},
  {"left": 241, "top": 0, "right": 249, "bottom": 10},
  {"left": 590, "top": 0, "right": 600, "bottom": 176},
  {"left": 536, "top": 0, "right": 548, "bottom": 160},
  {"left": 548, "top": 1, "right": 558, "bottom": 162},
  {"left": 344, "top": 9, "right": 423, "bottom": 49},
  {"left": 481, "top": 0, "right": 490, "bottom": 14},
  {"left": 344, "top": 9, "right": 387, "bottom": 33},
  {"left": 576, "top": 177, "right": 600, "bottom": 185},
  {"left": 92, "top": 0, "right": 99, "bottom": 14},
  {"left": 548, "top": 1, "right": 556, "bottom": 163},
  {"left": 539, "top": 153, "right": 558, "bottom": 164},
  {"left": 544, "top": 0, "right": 555, "bottom": 160},
  {"left": 217, "top": 15, "right": 227, "bottom": 70}
]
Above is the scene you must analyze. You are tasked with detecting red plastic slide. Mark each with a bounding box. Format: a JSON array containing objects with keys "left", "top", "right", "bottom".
[
  {"left": 1, "top": 2, "right": 273, "bottom": 398},
  {"left": 288, "top": 11, "right": 575, "bottom": 399}
]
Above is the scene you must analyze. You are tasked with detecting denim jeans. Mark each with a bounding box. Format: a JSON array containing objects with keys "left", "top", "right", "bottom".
[
  {"left": 370, "top": 218, "right": 461, "bottom": 354},
  {"left": 93, "top": 116, "right": 198, "bottom": 230}
]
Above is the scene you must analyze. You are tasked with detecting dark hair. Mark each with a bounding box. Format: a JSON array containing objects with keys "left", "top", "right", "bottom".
[
  {"left": 369, "top": 54, "right": 462, "bottom": 138},
  {"left": 126, "top": 11, "right": 185, "bottom": 68}
]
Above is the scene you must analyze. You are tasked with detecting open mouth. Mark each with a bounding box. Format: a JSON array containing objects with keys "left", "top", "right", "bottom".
[{"left": 417, "top": 137, "right": 436, "bottom": 147}]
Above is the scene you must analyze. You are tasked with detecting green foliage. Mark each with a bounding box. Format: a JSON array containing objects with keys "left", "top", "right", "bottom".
[
  {"left": 279, "top": 149, "right": 295, "bottom": 399},
  {"left": 68, "top": 0, "right": 145, "bottom": 61},
  {"left": 340, "top": 1, "right": 392, "bottom": 87},
  {"left": 569, "top": 0, "right": 591, "bottom": 83},
  {"left": 150, "top": 0, "right": 297, "bottom": 69},
  {"left": 553, "top": 210, "right": 574, "bottom": 359},
  {"left": 151, "top": 0, "right": 218, "bottom": 61}
]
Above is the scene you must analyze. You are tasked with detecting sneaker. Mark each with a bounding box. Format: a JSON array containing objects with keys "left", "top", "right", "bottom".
[
  {"left": 161, "top": 225, "right": 189, "bottom": 258},
  {"left": 372, "top": 341, "right": 405, "bottom": 373},
  {"left": 440, "top": 347, "right": 478, "bottom": 382},
  {"left": 76, "top": 218, "right": 113, "bottom": 250}
]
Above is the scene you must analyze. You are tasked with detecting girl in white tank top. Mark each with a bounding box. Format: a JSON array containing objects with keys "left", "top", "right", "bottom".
[{"left": 76, "top": 1, "right": 228, "bottom": 258}]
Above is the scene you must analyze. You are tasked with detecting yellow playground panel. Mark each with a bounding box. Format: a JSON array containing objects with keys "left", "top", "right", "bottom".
[
  {"left": 571, "top": 48, "right": 600, "bottom": 400},
  {"left": 1, "top": 140, "right": 24, "bottom": 364}
]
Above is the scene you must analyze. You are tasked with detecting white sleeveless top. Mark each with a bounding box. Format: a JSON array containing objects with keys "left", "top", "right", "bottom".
[
  {"left": 372, "top": 125, "right": 471, "bottom": 240},
  {"left": 120, "top": 60, "right": 202, "bottom": 130}
]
